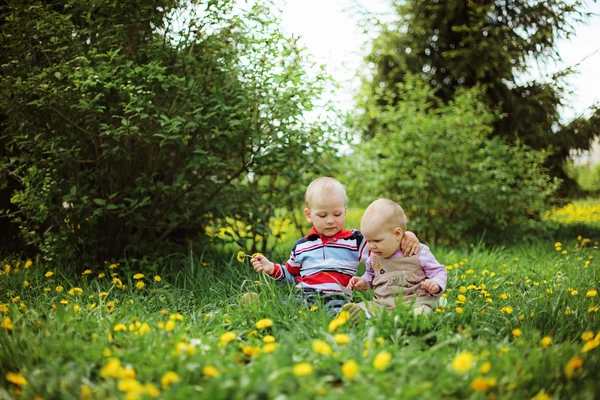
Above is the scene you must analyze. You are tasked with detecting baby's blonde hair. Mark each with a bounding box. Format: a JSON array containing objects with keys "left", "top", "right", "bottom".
[
  {"left": 305, "top": 177, "right": 348, "bottom": 208},
  {"left": 362, "top": 198, "right": 407, "bottom": 232}
]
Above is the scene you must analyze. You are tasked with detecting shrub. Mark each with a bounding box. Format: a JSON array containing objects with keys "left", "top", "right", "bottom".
[
  {"left": 345, "top": 75, "right": 557, "bottom": 243},
  {"left": 0, "top": 0, "right": 341, "bottom": 263}
]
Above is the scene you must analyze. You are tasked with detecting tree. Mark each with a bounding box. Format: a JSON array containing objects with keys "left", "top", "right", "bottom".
[
  {"left": 0, "top": 0, "right": 341, "bottom": 263},
  {"left": 358, "top": 0, "right": 599, "bottom": 195}
]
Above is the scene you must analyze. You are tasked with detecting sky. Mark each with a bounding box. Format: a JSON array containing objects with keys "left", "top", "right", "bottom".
[{"left": 279, "top": 0, "right": 600, "bottom": 124}]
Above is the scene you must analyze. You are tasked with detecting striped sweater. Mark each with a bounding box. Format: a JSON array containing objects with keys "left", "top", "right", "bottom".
[{"left": 270, "top": 227, "right": 369, "bottom": 295}]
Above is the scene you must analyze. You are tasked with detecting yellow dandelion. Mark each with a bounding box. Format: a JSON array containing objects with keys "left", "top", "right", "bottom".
[
  {"left": 334, "top": 333, "right": 351, "bottom": 345},
  {"left": 219, "top": 331, "right": 237, "bottom": 346},
  {"left": 160, "top": 371, "right": 180, "bottom": 388},
  {"left": 586, "top": 289, "right": 597, "bottom": 297},
  {"left": 540, "top": 336, "right": 552, "bottom": 348},
  {"left": 109, "top": 263, "right": 118, "bottom": 269},
  {"left": 456, "top": 307, "right": 464, "bottom": 314},
  {"left": 263, "top": 335, "right": 276, "bottom": 343},
  {"left": 133, "top": 273, "right": 144, "bottom": 279},
  {"left": 564, "top": 355, "right": 583, "bottom": 378},
  {"left": 582, "top": 337, "right": 600, "bottom": 353},
  {"left": 471, "top": 376, "right": 496, "bottom": 391},
  {"left": 6, "top": 372, "right": 27, "bottom": 386},
  {"left": 312, "top": 340, "right": 332, "bottom": 355},
  {"left": 237, "top": 251, "right": 246, "bottom": 263},
  {"left": 203, "top": 366, "right": 220, "bottom": 377},
  {"left": 310, "top": 305, "right": 319, "bottom": 312},
  {"left": 512, "top": 328, "right": 522, "bottom": 338},
  {"left": 25, "top": 260, "right": 32, "bottom": 268},
  {"left": 100, "top": 358, "right": 124, "bottom": 379},
  {"left": 262, "top": 343, "right": 280, "bottom": 353},
  {"left": 165, "top": 320, "right": 176, "bottom": 332},
  {"left": 500, "top": 306, "right": 513, "bottom": 314},
  {"left": 531, "top": 391, "right": 552, "bottom": 400},
  {"left": 451, "top": 351, "right": 474, "bottom": 374},
  {"left": 45, "top": 271, "right": 54, "bottom": 278},
  {"left": 342, "top": 360, "right": 359, "bottom": 379},
  {"left": 154, "top": 276, "right": 161, "bottom": 282},
  {"left": 114, "top": 324, "right": 127, "bottom": 332},
  {"left": 1, "top": 317, "right": 13, "bottom": 330},
  {"left": 581, "top": 331, "right": 594, "bottom": 341},
  {"left": 136, "top": 281, "right": 145, "bottom": 289},
  {"left": 251, "top": 253, "right": 263, "bottom": 259},
  {"left": 256, "top": 318, "right": 273, "bottom": 329},
  {"left": 373, "top": 351, "right": 392, "bottom": 371},
  {"left": 293, "top": 362, "right": 313, "bottom": 376},
  {"left": 480, "top": 361, "right": 491, "bottom": 374}
]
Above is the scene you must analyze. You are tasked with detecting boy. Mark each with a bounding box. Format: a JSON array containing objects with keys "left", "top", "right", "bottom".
[
  {"left": 250, "top": 177, "right": 420, "bottom": 315},
  {"left": 343, "top": 198, "right": 446, "bottom": 320}
]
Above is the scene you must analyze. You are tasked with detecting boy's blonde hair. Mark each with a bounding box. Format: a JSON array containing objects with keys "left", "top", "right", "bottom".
[
  {"left": 362, "top": 198, "right": 407, "bottom": 232},
  {"left": 305, "top": 177, "right": 348, "bottom": 208}
]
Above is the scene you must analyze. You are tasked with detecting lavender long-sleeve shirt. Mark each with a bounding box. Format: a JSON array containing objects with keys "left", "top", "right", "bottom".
[{"left": 361, "top": 245, "right": 447, "bottom": 295}]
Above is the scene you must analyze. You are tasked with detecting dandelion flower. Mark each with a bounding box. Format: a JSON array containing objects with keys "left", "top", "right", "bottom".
[
  {"left": 531, "top": 391, "right": 552, "bottom": 400},
  {"left": 262, "top": 343, "right": 280, "bottom": 353},
  {"left": 334, "top": 334, "right": 351, "bottom": 345},
  {"left": 114, "top": 324, "right": 127, "bottom": 332},
  {"left": 25, "top": 260, "right": 32, "bottom": 268},
  {"left": 540, "top": 336, "right": 552, "bottom": 348},
  {"left": 500, "top": 306, "right": 513, "bottom": 314},
  {"left": 165, "top": 320, "right": 176, "bottom": 332},
  {"left": 587, "top": 289, "right": 597, "bottom": 297},
  {"left": 219, "top": 332, "right": 237, "bottom": 346},
  {"left": 203, "top": 366, "right": 220, "bottom": 377},
  {"left": 133, "top": 273, "right": 144, "bottom": 279},
  {"left": 293, "top": 363, "right": 313, "bottom": 376},
  {"left": 154, "top": 276, "right": 161, "bottom": 282},
  {"left": 512, "top": 328, "right": 522, "bottom": 338},
  {"left": 581, "top": 331, "right": 594, "bottom": 341},
  {"left": 237, "top": 251, "right": 246, "bottom": 263},
  {"left": 342, "top": 360, "right": 359, "bottom": 379},
  {"left": 456, "top": 307, "right": 463, "bottom": 314},
  {"left": 160, "top": 371, "right": 180, "bottom": 388},
  {"left": 45, "top": 271, "right": 54, "bottom": 278},
  {"left": 256, "top": 318, "right": 273, "bottom": 329},
  {"left": 1, "top": 317, "right": 13, "bottom": 330},
  {"left": 471, "top": 376, "right": 496, "bottom": 391},
  {"left": 373, "top": 351, "right": 392, "bottom": 371},
  {"left": 312, "top": 340, "right": 332, "bottom": 356},
  {"left": 564, "top": 355, "right": 583, "bottom": 378},
  {"left": 6, "top": 372, "right": 27, "bottom": 386},
  {"left": 251, "top": 253, "right": 263, "bottom": 259},
  {"left": 100, "top": 358, "right": 124, "bottom": 379},
  {"left": 480, "top": 361, "right": 491, "bottom": 374},
  {"left": 136, "top": 281, "right": 145, "bottom": 289},
  {"left": 451, "top": 351, "right": 474, "bottom": 374},
  {"left": 263, "top": 335, "right": 275, "bottom": 343}
]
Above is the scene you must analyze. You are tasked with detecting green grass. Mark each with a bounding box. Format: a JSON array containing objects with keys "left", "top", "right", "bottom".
[{"left": 1, "top": 234, "right": 600, "bottom": 399}]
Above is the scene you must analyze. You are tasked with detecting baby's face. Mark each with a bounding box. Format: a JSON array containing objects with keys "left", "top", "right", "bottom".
[
  {"left": 361, "top": 218, "right": 402, "bottom": 258},
  {"left": 304, "top": 192, "right": 347, "bottom": 237}
]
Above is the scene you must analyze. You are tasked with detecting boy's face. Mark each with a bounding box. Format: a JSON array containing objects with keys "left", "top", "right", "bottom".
[
  {"left": 304, "top": 192, "right": 347, "bottom": 237},
  {"left": 361, "top": 217, "right": 403, "bottom": 258}
]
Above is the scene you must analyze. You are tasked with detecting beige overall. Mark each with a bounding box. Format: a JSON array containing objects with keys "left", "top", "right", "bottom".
[{"left": 357, "top": 251, "right": 439, "bottom": 316}]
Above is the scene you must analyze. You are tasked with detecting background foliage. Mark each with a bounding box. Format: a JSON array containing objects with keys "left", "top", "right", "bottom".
[
  {"left": 345, "top": 76, "right": 557, "bottom": 243},
  {"left": 0, "top": 0, "right": 342, "bottom": 263},
  {"left": 357, "top": 0, "right": 600, "bottom": 197}
]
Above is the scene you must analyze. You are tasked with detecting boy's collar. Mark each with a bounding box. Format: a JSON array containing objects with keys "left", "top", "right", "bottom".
[{"left": 306, "top": 227, "right": 354, "bottom": 241}]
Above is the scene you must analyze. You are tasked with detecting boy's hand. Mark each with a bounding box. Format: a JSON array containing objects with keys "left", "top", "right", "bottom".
[
  {"left": 421, "top": 279, "right": 441, "bottom": 294},
  {"left": 251, "top": 255, "right": 274, "bottom": 275},
  {"left": 347, "top": 277, "right": 368, "bottom": 291},
  {"left": 401, "top": 231, "right": 420, "bottom": 256}
]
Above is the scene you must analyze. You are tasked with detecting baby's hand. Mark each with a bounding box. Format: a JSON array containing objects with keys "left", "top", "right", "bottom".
[
  {"left": 421, "top": 279, "right": 441, "bottom": 294},
  {"left": 401, "top": 231, "right": 421, "bottom": 256},
  {"left": 250, "top": 255, "right": 274, "bottom": 275},
  {"left": 347, "top": 277, "right": 368, "bottom": 291}
]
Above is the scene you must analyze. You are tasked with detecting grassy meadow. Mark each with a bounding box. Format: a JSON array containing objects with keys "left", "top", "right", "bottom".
[{"left": 1, "top": 202, "right": 600, "bottom": 399}]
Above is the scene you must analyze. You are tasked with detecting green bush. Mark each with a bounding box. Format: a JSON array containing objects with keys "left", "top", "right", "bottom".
[
  {"left": 345, "top": 75, "right": 557, "bottom": 243},
  {"left": 0, "top": 0, "right": 341, "bottom": 263}
]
